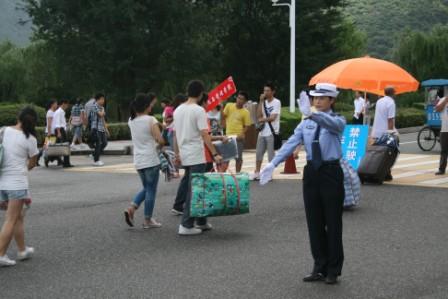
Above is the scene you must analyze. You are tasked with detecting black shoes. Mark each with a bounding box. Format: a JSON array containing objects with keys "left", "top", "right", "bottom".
[
  {"left": 303, "top": 273, "right": 339, "bottom": 285},
  {"left": 435, "top": 171, "right": 445, "bottom": 176},
  {"left": 303, "top": 273, "right": 325, "bottom": 282},
  {"left": 63, "top": 164, "right": 74, "bottom": 168},
  {"left": 325, "top": 275, "right": 338, "bottom": 285},
  {"left": 384, "top": 174, "right": 393, "bottom": 181}
]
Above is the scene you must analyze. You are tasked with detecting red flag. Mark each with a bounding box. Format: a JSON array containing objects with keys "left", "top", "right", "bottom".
[{"left": 206, "top": 76, "right": 237, "bottom": 112}]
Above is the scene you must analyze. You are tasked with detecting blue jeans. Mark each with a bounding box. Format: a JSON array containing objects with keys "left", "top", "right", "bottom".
[
  {"left": 179, "top": 163, "right": 207, "bottom": 228},
  {"left": 132, "top": 165, "right": 160, "bottom": 220}
]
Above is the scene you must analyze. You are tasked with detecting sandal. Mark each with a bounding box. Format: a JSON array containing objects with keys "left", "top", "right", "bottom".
[{"left": 124, "top": 207, "right": 134, "bottom": 227}]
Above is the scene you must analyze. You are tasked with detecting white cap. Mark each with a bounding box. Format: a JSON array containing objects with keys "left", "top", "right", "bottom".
[{"left": 309, "top": 83, "right": 339, "bottom": 98}]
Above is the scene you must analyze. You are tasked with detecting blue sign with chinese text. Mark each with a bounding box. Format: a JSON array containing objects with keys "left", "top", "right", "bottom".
[
  {"left": 426, "top": 105, "right": 441, "bottom": 127},
  {"left": 341, "top": 125, "right": 369, "bottom": 170}
]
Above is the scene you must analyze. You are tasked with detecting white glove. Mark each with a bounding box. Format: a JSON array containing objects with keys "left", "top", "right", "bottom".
[
  {"left": 259, "top": 162, "right": 275, "bottom": 186},
  {"left": 297, "top": 91, "right": 312, "bottom": 117}
]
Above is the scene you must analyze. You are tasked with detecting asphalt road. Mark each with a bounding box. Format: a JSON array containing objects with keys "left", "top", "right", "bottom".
[{"left": 1, "top": 135, "right": 448, "bottom": 299}]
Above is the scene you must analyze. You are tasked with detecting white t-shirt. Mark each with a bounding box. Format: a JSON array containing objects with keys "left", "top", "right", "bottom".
[
  {"left": 53, "top": 107, "right": 67, "bottom": 131},
  {"left": 438, "top": 97, "right": 448, "bottom": 133},
  {"left": 45, "top": 109, "right": 55, "bottom": 135},
  {"left": 354, "top": 97, "right": 365, "bottom": 118},
  {"left": 0, "top": 127, "right": 39, "bottom": 190},
  {"left": 174, "top": 103, "right": 208, "bottom": 166},
  {"left": 128, "top": 115, "right": 160, "bottom": 170},
  {"left": 371, "top": 96, "right": 396, "bottom": 138},
  {"left": 260, "top": 98, "right": 281, "bottom": 137}
]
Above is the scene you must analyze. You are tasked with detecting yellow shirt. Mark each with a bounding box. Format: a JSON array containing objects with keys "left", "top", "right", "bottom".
[{"left": 223, "top": 103, "right": 252, "bottom": 135}]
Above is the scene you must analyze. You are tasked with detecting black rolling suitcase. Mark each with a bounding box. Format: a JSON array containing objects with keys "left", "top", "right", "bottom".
[{"left": 358, "top": 145, "right": 398, "bottom": 184}]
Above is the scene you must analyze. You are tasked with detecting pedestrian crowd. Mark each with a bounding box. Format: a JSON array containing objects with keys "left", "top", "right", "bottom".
[{"left": 0, "top": 78, "right": 412, "bottom": 285}]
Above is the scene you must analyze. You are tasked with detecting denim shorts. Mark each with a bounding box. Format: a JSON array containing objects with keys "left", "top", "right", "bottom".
[
  {"left": 72, "top": 125, "right": 83, "bottom": 138},
  {"left": 0, "top": 190, "right": 30, "bottom": 201}
]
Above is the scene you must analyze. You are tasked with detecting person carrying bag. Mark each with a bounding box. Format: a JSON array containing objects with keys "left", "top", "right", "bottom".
[{"left": 263, "top": 102, "right": 282, "bottom": 150}]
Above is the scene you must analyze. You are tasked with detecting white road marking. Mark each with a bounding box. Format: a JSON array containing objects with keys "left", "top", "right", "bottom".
[
  {"left": 393, "top": 169, "right": 438, "bottom": 179},
  {"left": 420, "top": 176, "right": 448, "bottom": 186},
  {"left": 394, "top": 160, "right": 439, "bottom": 169}
]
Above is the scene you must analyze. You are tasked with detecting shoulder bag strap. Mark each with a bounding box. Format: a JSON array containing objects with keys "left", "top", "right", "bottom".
[{"left": 263, "top": 101, "right": 277, "bottom": 135}]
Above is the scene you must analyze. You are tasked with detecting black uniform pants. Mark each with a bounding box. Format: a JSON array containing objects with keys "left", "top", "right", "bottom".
[
  {"left": 352, "top": 114, "right": 364, "bottom": 125},
  {"left": 302, "top": 163, "right": 345, "bottom": 277}
]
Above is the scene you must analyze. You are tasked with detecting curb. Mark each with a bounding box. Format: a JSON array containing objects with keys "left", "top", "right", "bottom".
[
  {"left": 70, "top": 128, "right": 423, "bottom": 157},
  {"left": 71, "top": 146, "right": 131, "bottom": 156},
  {"left": 397, "top": 126, "right": 423, "bottom": 134}
]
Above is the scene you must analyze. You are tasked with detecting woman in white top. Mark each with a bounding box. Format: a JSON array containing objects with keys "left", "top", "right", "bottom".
[
  {"left": 0, "top": 107, "right": 39, "bottom": 267},
  {"left": 124, "top": 93, "right": 165, "bottom": 229},
  {"left": 352, "top": 91, "right": 365, "bottom": 125}
]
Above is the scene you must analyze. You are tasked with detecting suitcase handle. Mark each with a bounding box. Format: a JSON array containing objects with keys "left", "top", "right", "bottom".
[
  {"left": 230, "top": 174, "right": 241, "bottom": 212},
  {"left": 219, "top": 174, "right": 228, "bottom": 209}
]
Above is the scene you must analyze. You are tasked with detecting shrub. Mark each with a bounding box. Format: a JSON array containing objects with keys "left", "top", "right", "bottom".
[
  {"left": 0, "top": 103, "right": 46, "bottom": 127},
  {"left": 412, "top": 102, "right": 425, "bottom": 110},
  {"left": 395, "top": 108, "right": 426, "bottom": 128}
]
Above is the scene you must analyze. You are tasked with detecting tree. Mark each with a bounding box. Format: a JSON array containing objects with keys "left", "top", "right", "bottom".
[
  {"left": 21, "top": 0, "right": 365, "bottom": 119},
  {"left": 394, "top": 25, "right": 448, "bottom": 81},
  {"left": 0, "top": 41, "right": 26, "bottom": 102}
]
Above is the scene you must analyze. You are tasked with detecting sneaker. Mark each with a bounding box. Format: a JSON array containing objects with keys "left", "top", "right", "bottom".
[
  {"left": 0, "top": 255, "right": 16, "bottom": 266},
  {"left": 93, "top": 161, "right": 104, "bottom": 167},
  {"left": 143, "top": 219, "right": 162, "bottom": 229},
  {"left": 178, "top": 225, "right": 202, "bottom": 236},
  {"left": 17, "top": 247, "right": 34, "bottom": 261},
  {"left": 195, "top": 223, "right": 213, "bottom": 231},
  {"left": 171, "top": 208, "right": 184, "bottom": 216},
  {"left": 249, "top": 172, "right": 260, "bottom": 181}
]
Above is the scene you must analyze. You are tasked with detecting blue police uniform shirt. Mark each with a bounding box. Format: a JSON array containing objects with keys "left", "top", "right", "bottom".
[{"left": 271, "top": 110, "right": 346, "bottom": 167}]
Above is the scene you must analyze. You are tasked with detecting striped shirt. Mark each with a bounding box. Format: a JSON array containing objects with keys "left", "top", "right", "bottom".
[{"left": 90, "top": 103, "right": 106, "bottom": 132}]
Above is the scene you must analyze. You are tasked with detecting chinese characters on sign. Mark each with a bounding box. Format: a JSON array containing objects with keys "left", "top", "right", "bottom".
[
  {"left": 206, "top": 76, "right": 237, "bottom": 112},
  {"left": 341, "top": 125, "right": 369, "bottom": 170},
  {"left": 426, "top": 105, "right": 441, "bottom": 127}
]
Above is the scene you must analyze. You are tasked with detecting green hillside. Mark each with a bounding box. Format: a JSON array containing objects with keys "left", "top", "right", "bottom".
[
  {"left": 344, "top": 0, "right": 448, "bottom": 59},
  {"left": 0, "top": 0, "right": 32, "bottom": 46}
]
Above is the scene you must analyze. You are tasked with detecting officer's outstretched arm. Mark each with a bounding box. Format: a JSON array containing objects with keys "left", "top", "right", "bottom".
[
  {"left": 310, "top": 112, "right": 346, "bottom": 135},
  {"left": 271, "top": 123, "right": 304, "bottom": 167}
]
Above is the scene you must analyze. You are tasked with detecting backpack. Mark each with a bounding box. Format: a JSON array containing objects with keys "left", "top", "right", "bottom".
[
  {"left": 85, "top": 110, "right": 98, "bottom": 148},
  {"left": 374, "top": 133, "right": 400, "bottom": 152}
]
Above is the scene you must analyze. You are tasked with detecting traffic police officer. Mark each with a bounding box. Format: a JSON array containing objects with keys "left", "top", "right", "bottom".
[{"left": 260, "top": 83, "right": 346, "bottom": 285}]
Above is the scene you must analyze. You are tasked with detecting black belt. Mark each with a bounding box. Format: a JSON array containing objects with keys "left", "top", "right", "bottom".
[{"left": 307, "top": 159, "right": 340, "bottom": 166}]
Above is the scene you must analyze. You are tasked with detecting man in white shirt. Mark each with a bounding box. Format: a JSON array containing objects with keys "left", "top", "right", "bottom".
[
  {"left": 435, "top": 88, "right": 447, "bottom": 175},
  {"left": 250, "top": 82, "right": 281, "bottom": 180},
  {"left": 371, "top": 86, "right": 397, "bottom": 181},
  {"left": 353, "top": 91, "right": 365, "bottom": 125},
  {"left": 371, "top": 87, "right": 396, "bottom": 139},
  {"left": 53, "top": 100, "right": 73, "bottom": 168},
  {"left": 173, "top": 80, "right": 222, "bottom": 236},
  {"left": 45, "top": 99, "right": 58, "bottom": 136}
]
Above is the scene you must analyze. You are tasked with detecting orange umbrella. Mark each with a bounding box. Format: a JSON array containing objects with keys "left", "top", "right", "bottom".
[{"left": 309, "top": 57, "right": 419, "bottom": 95}]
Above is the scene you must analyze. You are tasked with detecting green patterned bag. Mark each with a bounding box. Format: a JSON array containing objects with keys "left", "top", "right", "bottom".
[{"left": 190, "top": 173, "right": 250, "bottom": 217}]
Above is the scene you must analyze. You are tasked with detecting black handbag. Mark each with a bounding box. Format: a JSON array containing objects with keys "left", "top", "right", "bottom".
[{"left": 263, "top": 102, "right": 282, "bottom": 150}]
